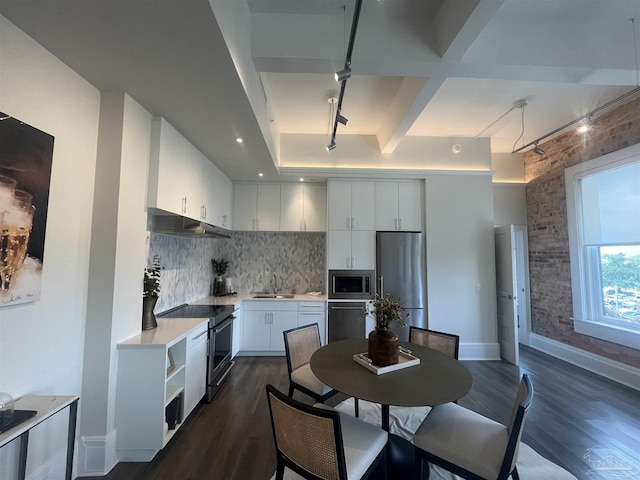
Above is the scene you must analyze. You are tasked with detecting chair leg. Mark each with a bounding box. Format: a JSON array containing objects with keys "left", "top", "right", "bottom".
[
  {"left": 288, "top": 384, "right": 294, "bottom": 398},
  {"left": 355, "top": 397, "right": 359, "bottom": 418},
  {"left": 414, "top": 451, "right": 429, "bottom": 480},
  {"left": 511, "top": 467, "right": 520, "bottom": 480},
  {"left": 276, "top": 461, "right": 285, "bottom": 480}
]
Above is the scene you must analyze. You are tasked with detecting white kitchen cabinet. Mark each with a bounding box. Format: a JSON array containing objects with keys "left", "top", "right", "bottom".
[
  {"left": 233, "top": 184, "right": 280, "bottom": 231},
  {"left": 298, "top": 301, "right": 327, "bottom": 345},
  {"left": 149, "top": 116, "right": 217, "bottom": 222},
  {"left": 327, "top": 181, "right": 374, "bottom": 231},
  {"left": 242, "top": 301, "right": 299, "bottom": 352},
  {"left": 327, "top": 230, "right": 375, "bottom": 269},
  {"left": 183, "top": 322, "right": 208, "bottom": 417},
  {"left": 279, "top": 184, "right": 327, "bottom": 232},
  {"left": 203, "top": 159, "right": 233, "bottom": 228},
  {"left": 374, "top": 181, "right": 422, "bottom": 231},
  {"left": 232, "top": 303, "right": 243, "bottom": 358},
  {"left": 116, "top": 318, "right": 208, "bottom": 461}
]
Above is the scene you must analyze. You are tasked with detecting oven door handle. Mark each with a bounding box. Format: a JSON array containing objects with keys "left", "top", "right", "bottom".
[{"left": 212, "top": 316, "right": 235, "bottom": 334}]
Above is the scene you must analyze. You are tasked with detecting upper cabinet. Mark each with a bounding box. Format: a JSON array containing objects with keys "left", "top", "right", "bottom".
[
  {"left": 234, "top": 184, "right": 280, "bottom": 231},
  {"left": 280, "top": 184, "right": 327, "bottom": 232},
  {"left": 148, "top": 117, "right": 233, "bottom": 225},
  {"left": 374, "top": 181, "right": 422, "bottom": 231},
  {"left": 327, "top": 181, "right": 374, "bottom": 231},
  {"left": 203, "top": 160, "right": 233, "bottom": 228},
  {"left": 234, "top": 183, "right": 326, "bottom": 232}
]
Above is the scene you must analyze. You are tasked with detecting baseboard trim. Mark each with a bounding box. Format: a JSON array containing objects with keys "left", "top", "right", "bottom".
[
  {"left": 460, "top": 342, "right": 500, "bottom": 360},
  {"left": 529, "top": 333, "right": 640, "bottom": 391},
  {"left": 75, "top": 430, "right": 118, "bottom": 477}
]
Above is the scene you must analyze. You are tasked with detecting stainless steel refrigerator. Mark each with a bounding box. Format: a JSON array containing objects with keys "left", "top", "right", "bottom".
[{"left": 376, "top": 231, "right": 426, "bottom": 341}]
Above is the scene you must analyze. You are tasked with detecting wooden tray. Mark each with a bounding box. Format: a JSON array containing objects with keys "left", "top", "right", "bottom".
[{"left": 353, "top": 349, "right": 420, "bottom": 375}]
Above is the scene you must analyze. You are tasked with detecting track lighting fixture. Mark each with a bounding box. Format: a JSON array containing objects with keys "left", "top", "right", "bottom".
[
  {"left": 533, "top": 143, "right": 545, "bottom": 156},
  {"left": 326, "top": 141, "right": 336, "bottom": 151},
  {"left": 335, "top": 67, "right": 351, "bottom": 82},
  {"left": 336, "top": 113, "right": 349, "bottom": 125}
]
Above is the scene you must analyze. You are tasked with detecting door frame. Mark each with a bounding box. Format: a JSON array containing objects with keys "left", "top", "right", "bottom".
[{"left": 513, "top": 225, "right": 532, "bottom": 346}]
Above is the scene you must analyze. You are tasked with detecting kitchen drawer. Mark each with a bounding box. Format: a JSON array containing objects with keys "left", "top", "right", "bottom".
[
  {"left": 243, "top": 301, "right": 299, "bottom": 311},
  {"left": 185, "top": 322, "right": 208, "bottom": 350},
  {"left": 298, "top": 301, "right": 325, "bottom": 312}
]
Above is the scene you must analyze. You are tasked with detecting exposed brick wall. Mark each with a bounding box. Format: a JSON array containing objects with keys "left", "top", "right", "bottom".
[{"left": 524, "top": 95, "right": 640, "bottom": 369}]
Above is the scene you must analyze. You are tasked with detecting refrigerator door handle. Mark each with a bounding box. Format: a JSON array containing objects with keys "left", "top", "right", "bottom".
[{"left": 378, "top": 275, "right": 384, "bottom": 297}]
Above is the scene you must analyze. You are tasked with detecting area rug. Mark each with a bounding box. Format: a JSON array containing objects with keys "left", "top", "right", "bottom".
[{"left": 269, "top": 398, "right": 579, "bottom": 480}]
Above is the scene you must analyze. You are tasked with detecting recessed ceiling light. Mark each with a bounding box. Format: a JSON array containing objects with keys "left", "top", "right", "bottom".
[
  {"left": 236, "top": 137, "right": 243, "bottom": 143},
  {"left": 577, "top": 124, "right": 590, "bottom": 134},
  {"left": 299, "top": 178, "right": 304, "bottom": 182},
  {"left": 259, "top": 173, "right": 264, "bottom": 177},
  {"left": 451, "top": 144, "right": 462, "bottom": 154}
]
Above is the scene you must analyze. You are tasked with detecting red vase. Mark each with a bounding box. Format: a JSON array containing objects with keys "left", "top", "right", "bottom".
[{"left": 368, "top": 328, "right": 399, "bottom": 366}]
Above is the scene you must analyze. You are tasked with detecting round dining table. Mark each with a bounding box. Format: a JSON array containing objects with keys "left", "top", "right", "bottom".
[{"left": 310, "top": 338, "right": 473, "bottom": 431}]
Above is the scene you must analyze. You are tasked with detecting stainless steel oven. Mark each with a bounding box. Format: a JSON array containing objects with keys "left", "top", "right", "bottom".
[
  {"left": 160, "top": 303, "right": 235, "bottom": 402},
  {"left": 328, "top": 270, "right": 374, "bottom": 299}
]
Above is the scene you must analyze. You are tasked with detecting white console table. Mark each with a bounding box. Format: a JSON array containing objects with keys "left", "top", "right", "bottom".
[{"left": 0, "top": 395, "right": 79, "bottom": 480}]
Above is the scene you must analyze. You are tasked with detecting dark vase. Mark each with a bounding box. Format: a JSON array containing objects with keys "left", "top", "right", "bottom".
[
  {"left": 142, "top": 295, "right": 158, "bottom": 330},
  {"left": 368, "top": 327, "right": 399, "bottom": 367}
]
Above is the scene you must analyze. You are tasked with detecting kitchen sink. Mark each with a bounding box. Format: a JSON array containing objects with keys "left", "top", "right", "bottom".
[{"left": 252, "top": 294, "right": 295, "bottom": 299}]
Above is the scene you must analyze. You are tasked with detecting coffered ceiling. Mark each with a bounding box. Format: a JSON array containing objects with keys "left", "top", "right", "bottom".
[{"left": 1, "top": 0, "right": 639, "bottom": 181}]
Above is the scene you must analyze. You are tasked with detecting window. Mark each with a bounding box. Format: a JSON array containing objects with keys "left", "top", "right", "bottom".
[{"left": 565, "top": 144, "right": 640, "bottom": 350}]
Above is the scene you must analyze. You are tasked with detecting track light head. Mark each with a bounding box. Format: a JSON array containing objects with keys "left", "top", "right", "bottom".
[
  {"left": 336, "top": 113, "right": 349, "bottom": 125},
  {"left": 335, "top": 67, "right": 351, "bottom": 82},
  {"left": 533, "top": 143, "right": 545, "bottom": 156},
  {"left": 326, "top": 140, "right": 336, "bottom": 151}
]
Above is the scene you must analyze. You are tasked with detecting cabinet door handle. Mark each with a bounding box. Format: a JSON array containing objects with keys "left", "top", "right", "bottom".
[
  {"left": 222, "top": 215, "right": 227, "bottom": 227},
  {"left": 399, "top": 218, "right": 403, "bottom": 230},
  {"left": 351, "top": 217, "right": 355, "bottom": 229},
  {"left": 204, "top": 206, "right": 207, "bottom": 219},
  {"left": 351, "top": 256, "right": 355, "bottom": 269},
  {"left": 184, "top": 197, "right": 187, "bottom": 214},
  {"left": 346, "top": 216, "right": 350, "bottom": 229}
]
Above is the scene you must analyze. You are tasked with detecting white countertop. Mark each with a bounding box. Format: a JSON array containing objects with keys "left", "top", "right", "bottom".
[
  {"left": 118, "top": 317, "right": 208, "bottom": 348},
  {"left": 191, "top": 294, "right": 326, "bottom": 305}
]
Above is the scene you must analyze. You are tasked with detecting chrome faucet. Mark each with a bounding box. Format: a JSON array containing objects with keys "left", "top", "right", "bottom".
[{"left": 270, "top": 273, "right": 278, "bottom": 294}]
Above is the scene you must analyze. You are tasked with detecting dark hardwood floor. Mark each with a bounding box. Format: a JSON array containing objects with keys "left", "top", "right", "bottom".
[{"left": 100, "top": 345, "right": 640, "bottom": 480}]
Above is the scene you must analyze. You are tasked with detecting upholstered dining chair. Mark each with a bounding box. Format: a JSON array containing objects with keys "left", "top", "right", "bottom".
[
  {"left": 266, "top": 384, "right": 388, "bottom": 480},
  {"left": 283, "top": 323, "right": 339, "bottom": 403},
  {"left": 409, "top": 326, "right": 460, "bottom": 359},
  {"left": 413, "top": 374, "right": 534, "bottom": 480}
]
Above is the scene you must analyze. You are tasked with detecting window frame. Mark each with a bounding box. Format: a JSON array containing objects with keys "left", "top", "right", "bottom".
[{"left": 565, "top": 143, "right": 640, "bottom": 350}]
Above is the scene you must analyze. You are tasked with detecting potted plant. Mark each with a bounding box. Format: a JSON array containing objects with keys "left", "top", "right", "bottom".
[
  {"left": 142, "top": 263, "right": 161, "bottom": 330},
  {"left": 211, "top": 258, "right": 229, "bottom": 295},
  {"left": 368, "top": 294, "right": 409, "bottom": 366}
]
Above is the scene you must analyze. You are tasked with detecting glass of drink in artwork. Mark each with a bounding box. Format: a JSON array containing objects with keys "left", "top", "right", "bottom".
[{"left": 0, "top": 188, "right": 35, "bottom": 291}]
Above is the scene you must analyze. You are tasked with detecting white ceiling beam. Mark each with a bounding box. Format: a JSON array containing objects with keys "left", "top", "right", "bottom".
[
  {"left": 435, "top": 0, "right": 507, "bottom": 60},
  {"left": 376, "top": 76, "right": 446, "bottom": 154}
]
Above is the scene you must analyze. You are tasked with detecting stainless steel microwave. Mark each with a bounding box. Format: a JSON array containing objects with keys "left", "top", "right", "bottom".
[{"left": 328, "top": 270, "right": 374, "bottom": 299}]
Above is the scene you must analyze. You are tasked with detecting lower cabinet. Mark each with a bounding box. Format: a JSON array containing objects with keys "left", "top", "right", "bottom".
[
  {"left": 242, "top": 301, "right": 299, "bottom": 352},
  {"left": 232, "top": 303, "right": 243, "bottom": 358},
  {"left": 183, "top": 322, "right": 208, "bottom": 417},
  {"left": 115, "top": 319, "right": 208, "bottom": 461},
  {"left": 297, "top": 301, "right": 327, "bottom": 345}
]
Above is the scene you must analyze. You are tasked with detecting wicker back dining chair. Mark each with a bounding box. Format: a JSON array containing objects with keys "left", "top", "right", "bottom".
[
  {"left": 413, "top": 374, "right": 534, "bottom": 480},
  {"left": 283, "top": 323, "right": 338, "bottom": 403},
  {"left": 266, "top": 384, "right": 387, "bottom": 480},
  {"left": 409, "top": 326, "right": 460, "bottom": 359}
]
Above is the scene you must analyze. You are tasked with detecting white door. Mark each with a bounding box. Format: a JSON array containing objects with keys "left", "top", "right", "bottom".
[{"left": 495, "top": 225, "right": 519, "bottom": 365}]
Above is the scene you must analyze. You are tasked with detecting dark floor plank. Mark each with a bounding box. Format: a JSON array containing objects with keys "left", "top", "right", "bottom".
[{"left": 99, "top": 346, "right": 640, "bottom": 480}]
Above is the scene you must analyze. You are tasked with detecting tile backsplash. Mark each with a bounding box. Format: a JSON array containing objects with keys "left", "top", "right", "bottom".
[{"left": 149, "top": 231, "right": 325, "bottom": 312}]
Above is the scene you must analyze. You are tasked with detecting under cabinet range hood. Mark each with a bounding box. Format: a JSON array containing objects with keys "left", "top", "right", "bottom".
[{"left": 151, "top": 215, "right": 231, "bottom": 238}]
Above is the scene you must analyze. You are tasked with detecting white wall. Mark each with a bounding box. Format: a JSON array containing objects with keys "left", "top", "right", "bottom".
[
  {"left": 493, "top": 184, "right": 527, "bottom": 226},
  {"left": 424, "top": 174, "right": 499, "bottom": 359},
  {"left": 0, "top": 13, "right": 100, "bottom": 479},
  {"left": 78, "top": 93, "right": 151, "bottom": 476}
]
